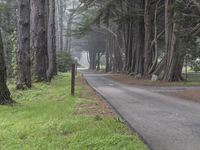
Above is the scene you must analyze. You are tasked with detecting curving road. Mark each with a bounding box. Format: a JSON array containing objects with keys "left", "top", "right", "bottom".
[{"left": 83, "top": 72, "right": 200, "bottom": 150}]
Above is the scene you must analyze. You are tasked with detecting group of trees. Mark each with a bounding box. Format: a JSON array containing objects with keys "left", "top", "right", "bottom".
[
  {"left": 77, "top": 0, "right": 200, "bottom": 81},
  {"left": 0, "top": 0, "right": 57, "bottom": 105},
  {"left": 0, "top": 0, "right": 200, "bottom": 104}
]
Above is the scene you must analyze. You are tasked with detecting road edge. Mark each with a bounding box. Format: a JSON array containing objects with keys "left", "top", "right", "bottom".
[{"left": 82, "top": 73, "right": 153, "bottom": 150}]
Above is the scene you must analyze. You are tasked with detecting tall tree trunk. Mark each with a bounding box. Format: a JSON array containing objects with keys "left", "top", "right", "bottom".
[
  {"left": 55, "top": 0, "right": 60, "bottom": 52},
  {"left": 163, "top": 0, "right": 184, "bottom": 81},
  {"left": 89, "top": 48, "right": 96, "bottom": 70},
  {"left": 16, "top": 0, "right": 31, "bottom": 89},
  {"left": 65, "top": 13, "right": 73, "bottom": 52},
  {"left": 143, "top": 0, "right": 153, "bottom": 76},
  {"left": 47, "top": 0, "right": 57, "bottom": 81},
  {"left": 59, "top": 0, "right": 64, "bottom": 51},
  {"left": 125, "top": 0, "right": 145, "bottom": 75},
  {"left": 129, "top": 0, "right": 145, "bottom": 76},
  {"left": 126, "top": 21, "right": 133, "bottom": 73},
  {"left": 105, "top": 35, "right": 110, "bottom": 72},
  {"left": 113, "top": 35, "right": 123, "bottom": 72},
  {"left": 97, "top": 52, "right": 100, "bottom": 71},
  {"left": 134, "top": 19, "right": 145, "bottom": 75},
  {"left": 0, "top": 31, "right": 15, "bottom": 105},
  {"left": 31, "top": 0, "right": 48, "bottom": 82}
]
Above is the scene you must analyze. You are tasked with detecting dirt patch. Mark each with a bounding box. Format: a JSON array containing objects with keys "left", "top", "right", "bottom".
[
  {"left": 110, "top": 74, "right": 200, "bottom": 102},
  {"left": 75, "top": 75, "right": 114, "bottom": 117},
  {"left": 110, "top": 74, "right": 199, "bottom": 87},
  {"left": 166, "top": 90, "right": 200, "bottom": 103}
]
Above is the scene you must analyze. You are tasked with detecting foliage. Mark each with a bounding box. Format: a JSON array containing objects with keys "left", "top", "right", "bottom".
[
  {"left": 185, "top": 37, "right": 200, "bottom": 72},
  {"left": 190, "top": 60, "right": 200, "bottom": 72},
  {"left": 0, "top": 74, "right": 148, "bottom": 150},
  {"left": 56, "top": 52, "right": 76, "bottom": 72},
  {"left": 0, "top": 0, "right": 17, "bottom": 77}
]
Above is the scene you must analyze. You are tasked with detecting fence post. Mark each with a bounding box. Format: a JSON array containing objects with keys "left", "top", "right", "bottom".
[
  {"left": 71, "top": 64, "right": 75, "bottom": 96},
  {"left": 75, "top": 63, "right": 78, "bottom": 76}
]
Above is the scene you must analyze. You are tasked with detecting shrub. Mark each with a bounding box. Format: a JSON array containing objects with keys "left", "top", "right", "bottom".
[{"left": 56, "top": 52, "right": 76, "bottom": 72}]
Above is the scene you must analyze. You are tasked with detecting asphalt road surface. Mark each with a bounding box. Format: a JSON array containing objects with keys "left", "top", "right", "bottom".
[{"left": 83, "top": 72, "right": 200, "bottom": 150}]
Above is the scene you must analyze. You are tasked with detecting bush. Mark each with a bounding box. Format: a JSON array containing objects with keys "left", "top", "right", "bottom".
[
  {"left": 56, "top": 52, "right": 75, "bottom": 72},
  {"left": 191, "top": 60, "right": 200, "bottom": 72}
]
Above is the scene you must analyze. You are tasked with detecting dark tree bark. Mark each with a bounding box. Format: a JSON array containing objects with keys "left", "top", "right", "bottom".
[
  {"left": 97, "top": 52, "right": 100, "bottom": 71},
  {"left": 132, "top": 19, "right": 145, "bottom": 75},
  {"left": 124, "top": 0, "right": 145, "bottom": 76},
  {"left": 16, "top": 0, "right": 31, "bottom": 89},
  {"left": 59, "top": 0, "right": 64, "bottom": 51},
  {"left": 47, "top": 0, "right": 57, "bottom": 81},
  {"left": 163, "top": 0, "right": 184, "bottom": 81},
  {"left": 143, "top": 0, "right": 153, "bottom": 76},
  {"left": 0, "top": 31, "right": 15, "bottom": 105},
  {"left": 31, "top": 0, "right": 48, "bottom": 82},
  {"left": 89, "top": 48, "right": 96, "bottom": 70},
  {"left": 105, "top": 35, "right": 110, "bottom": 72},
  {"left": 125, "top": 20, "right": 133, "bottom": 73},
  {"left": 113, "top": 38, "right": 123, "bottom": 72}
]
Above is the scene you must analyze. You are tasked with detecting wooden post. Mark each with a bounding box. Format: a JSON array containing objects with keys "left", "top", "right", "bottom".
[
  {"left": 185, "top": 54, "right": 188, "bottom": 82},
  {"left": 71, "top": 64, "right": 75, "bottom": 96},
  {"left": 75, "top": 63, "right": 78, "bottom": 76}
]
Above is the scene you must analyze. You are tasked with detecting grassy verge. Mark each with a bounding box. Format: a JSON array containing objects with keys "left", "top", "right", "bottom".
[
  {"left": 166, "top": 90, "right": 200, "bottom": 103},
  {"left": 0, "top": 73, "right": 148, "bottom": 150},
  {"left": 110, "top": 73, "right": 200, "bottom": 102},
  {"left": 110, "top": 73, "right": 200, "bottom": 86}
]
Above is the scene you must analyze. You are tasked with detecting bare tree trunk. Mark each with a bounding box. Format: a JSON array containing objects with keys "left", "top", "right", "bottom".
[
  {"left": 97, "top": 52, "right": 100, "bottom": 71},
  {"left": 148, "top": 0, "right": 161, "bottom": 74},
  {"left": 0, "top": 31, "right": 15, "bottom": 105},
  {"left": 143, "top": 0, "right": 153, "bottom": 76},
  {"left": 163, "top": 0, "right": 184, "bottom": 81},
  {"left": 89, "top": 48, "right": 96, "bottom": 70},
  {"left": 55, "top": 0, "right": 60, "bottom": 51},
  {"left": 31, "top": 0, "right": 48, "bottom": 82},
  {"left": 134, "top": 19, "right": 145, "bottom": 75},
  {"left": 59, "top": 0, "right": 64, "bottom": 51},
  {"left": 16, "top": 0, "right": 31, "bottom": 89},
  {"left": 47, "top": 0, "right": 57, "bottom": 81},
  {"left": 65, "top": 14, "right": 73, "bottom": 52},
  {"left": 114, "top": 42, "right": 123, "bottom": 71},
  {"left": 126, "top": 21, "right": 133, "bottom": 73},
  {"left": 125, "top": 0, "right": 145, "bottom": 75},
  {"left": 105, "top": 35, "right": 110, "bottom": 72}
]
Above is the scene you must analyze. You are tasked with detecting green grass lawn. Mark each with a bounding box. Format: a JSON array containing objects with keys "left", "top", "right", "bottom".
[{"left": 0, "top": 73, "right": 148, "bottom": 150}]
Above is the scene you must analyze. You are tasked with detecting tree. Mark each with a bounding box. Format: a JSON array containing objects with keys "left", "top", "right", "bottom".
[
  {"left": 0, "top": 31, "right": 15, "bottom": 105},
  {"left": 162, "top": 0, "right": 183, "bottom": 81},
  {"left": 59, "top": 0, "right": 64, "bottom": 51},
  {"left": 143, "top": 0, "right": 154, "bottom": 76},
  {"left": 16, "top": 0, "right": 31, "bottom": 89},
  {"left": 30, "top": 0, "right": 48, "bottom": 82},
  {"left": 47, "top": 0, "right": 57, "bottom": 81}
]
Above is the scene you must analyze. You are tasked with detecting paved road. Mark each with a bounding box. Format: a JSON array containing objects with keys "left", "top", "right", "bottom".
[{"left": 83, "top": 72, "right": 200, "bottom": 150}]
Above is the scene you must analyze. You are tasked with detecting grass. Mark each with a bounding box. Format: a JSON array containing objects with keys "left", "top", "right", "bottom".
[
  {"left": 183, "top": 72, "right": 200, "bottom": 82},
  {"left": 0, "top": 73, "right": 148, "bottom": 150}
]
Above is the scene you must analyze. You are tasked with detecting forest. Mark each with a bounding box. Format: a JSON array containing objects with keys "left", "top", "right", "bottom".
[
  {"left": 0, "top": 0, "right": 200, "bottom": 102},
  {"left": 76, "top": 0, "right": 200, "bottom": 81},
  {"left": 0, "top": 0, "right": 76, "bottom": 105}
]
